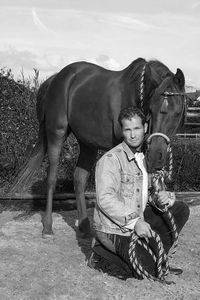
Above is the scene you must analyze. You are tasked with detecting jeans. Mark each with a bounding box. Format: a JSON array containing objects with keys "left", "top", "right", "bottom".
[{"left": 93, "top": 200, "right": 190, "bottom": 277}]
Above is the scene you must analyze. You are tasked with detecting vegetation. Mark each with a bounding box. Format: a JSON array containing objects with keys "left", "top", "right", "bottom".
[{"left": 0, "top": 68, "right": 200, "bottom": 194}]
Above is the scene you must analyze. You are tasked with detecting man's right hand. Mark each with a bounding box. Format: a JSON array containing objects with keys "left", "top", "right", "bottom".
[{"left": 134, "top": 219, "right": 152, "bottom": 239}]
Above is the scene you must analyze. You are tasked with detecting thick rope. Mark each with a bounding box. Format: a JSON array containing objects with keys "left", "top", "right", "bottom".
[
  {"left": 147, "top": 133, "right": 173, "bottom": 181},
  {"left": 132, "top": 65, "right": 175, "bottom": 283},
  {"left": 151, "top": 170, "right": 179, "bottom": 257},
  {"left": 129, "top": 230, "right": 169, "bottom": 281}
]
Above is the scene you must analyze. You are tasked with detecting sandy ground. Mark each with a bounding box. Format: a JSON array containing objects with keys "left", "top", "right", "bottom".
[{"left": 0, "top": 204, "right": 199, "bottom": 300}]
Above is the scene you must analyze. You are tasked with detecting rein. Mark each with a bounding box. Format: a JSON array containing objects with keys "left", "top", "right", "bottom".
[
  {"left": 146, "top": 132, "right": 173, "bottom": 181},
  {"left": 131, "top": 63, "right": 185, "bottom": 283}
]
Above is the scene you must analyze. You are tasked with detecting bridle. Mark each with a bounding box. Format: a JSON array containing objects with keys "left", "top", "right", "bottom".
[
  {"left": 147, "top": 91, "right": 188, "bottom": 139},
  {"left": 132, "top": 65, "right": 189, "bottom": 283},
  {"left": 146, "top": 91, "right": 190, "bottom": 182}
]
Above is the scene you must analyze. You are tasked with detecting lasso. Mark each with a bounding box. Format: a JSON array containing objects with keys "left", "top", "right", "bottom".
[
  {"left": 131, "top": 63, "right": 179, "bottom": 282},
  {"left": 128, "top": 229, "right": 169, "bottom": 282},
  {"left": 148, "top": 132, "right": 179, "bottom": 257},
  {"left": 150, "top": 169, "right": 179, "bottom": 258}
]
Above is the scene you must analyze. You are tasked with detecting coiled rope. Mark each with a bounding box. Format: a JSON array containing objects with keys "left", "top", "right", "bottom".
[
  {"left": 129, "top": 229, "right": 169, "bottom": 282},
  {"left": 147, "top": 132, "right": 173, "bottom": 181},
  {"left": 130, "top": 63, "right": 179, "bottom": 282},
  {"left": 151, "top": 169, "right": 179, "bottom": 257}
]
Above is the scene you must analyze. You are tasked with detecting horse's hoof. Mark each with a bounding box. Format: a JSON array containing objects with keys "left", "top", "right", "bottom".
[
  {"left": 169, "top": 266, "right": 183, "bottom": 276},
  {"left": 42, "top": 231, "right": 54, "bottom": 240},
  {"left": 42, "top": 227, "right": 54, "bottom": 238},
  {"left": 75, "top": 217, "right": 91, "bottom": 239}
]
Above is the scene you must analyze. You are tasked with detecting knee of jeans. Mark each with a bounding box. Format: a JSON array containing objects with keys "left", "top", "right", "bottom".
[{"left": 181, "top": 201, "right": 190, "bottom": 221}]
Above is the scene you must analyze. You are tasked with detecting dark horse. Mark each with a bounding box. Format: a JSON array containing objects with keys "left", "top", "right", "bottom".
[{"left": 10, "top": 57, "right": 185, "bottom": 237}]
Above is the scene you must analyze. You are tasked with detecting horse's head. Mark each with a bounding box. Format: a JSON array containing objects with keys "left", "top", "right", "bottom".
[{"left": 144, "top": 61, "right": 186, "bottom": 173}]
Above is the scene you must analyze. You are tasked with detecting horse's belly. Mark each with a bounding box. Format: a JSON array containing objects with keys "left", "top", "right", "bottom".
[{"left": 70, "top": 120, "right": 118, "bottom": 150}]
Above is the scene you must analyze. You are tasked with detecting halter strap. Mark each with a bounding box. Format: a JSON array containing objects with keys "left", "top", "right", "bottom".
[{"left": 147, "top": 132, "right": 170, "bottom": 144}]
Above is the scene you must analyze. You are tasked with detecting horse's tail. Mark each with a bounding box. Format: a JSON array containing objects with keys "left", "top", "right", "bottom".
[{"left": 9, "top": 120, "right": 47, "bottom": 194}]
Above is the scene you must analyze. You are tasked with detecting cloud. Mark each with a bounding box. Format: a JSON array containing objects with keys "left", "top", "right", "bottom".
[
  {"left": 90, "top": 54, "right": 121, "bottom": 70},
  {"left": 191, "top": 1, "right": 200, "bottom": 9},
  {"left": 111, "top": 14, "right": 159, "bottom": 31},
  {"left": 0, "top": 47, "right": 62, "bottom": 80},
  {"left": 32, "top": 8, "right": 51, "bottom": 34}
]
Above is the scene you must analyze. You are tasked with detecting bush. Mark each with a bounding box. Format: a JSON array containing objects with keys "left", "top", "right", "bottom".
[
  {"left": 170, "top": 137, "right": 200, "bottom": 191},
  {"left": 0, "top": 68, "right": 200, "bottom": 194},
  {"left": 0, "top": 68, "right": 94, "bottom": 195},
  {"left": 0, "top": 69, "right": 38, "bottom": 191}
]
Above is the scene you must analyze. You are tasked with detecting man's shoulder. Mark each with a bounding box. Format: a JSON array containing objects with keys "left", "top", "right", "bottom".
[
  {"left": 97, "top": 143, "right": 124, "bottom": 165},
  {"left": 102, "top": 143, "right": 124, "bottom": 158}
]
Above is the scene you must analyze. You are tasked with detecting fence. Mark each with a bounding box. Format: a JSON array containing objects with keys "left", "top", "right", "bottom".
[
  {"left": 185, "top": 107, "right": 200, "bottom": 126},
  {"left": 176, "top": 107, "right": 200, "bottom": 138}
]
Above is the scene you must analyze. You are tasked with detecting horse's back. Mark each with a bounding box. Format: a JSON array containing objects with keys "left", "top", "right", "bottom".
[{"left": 41, "top": 61, "right": 137, "bottom": 148}]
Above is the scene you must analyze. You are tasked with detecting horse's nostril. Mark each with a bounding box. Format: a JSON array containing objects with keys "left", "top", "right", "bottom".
[{"left": 157, "top": 152, "right": 162, "bottom": 161}]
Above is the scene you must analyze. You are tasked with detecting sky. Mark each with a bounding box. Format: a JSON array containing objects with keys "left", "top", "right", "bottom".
[{"left": 0, "top": 0, "right": 200, "bottom": 88}]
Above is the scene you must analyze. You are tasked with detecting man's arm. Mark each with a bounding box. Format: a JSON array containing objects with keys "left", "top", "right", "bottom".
[{"left": 95, "top": 154, "right": 140, "bottom": 229}]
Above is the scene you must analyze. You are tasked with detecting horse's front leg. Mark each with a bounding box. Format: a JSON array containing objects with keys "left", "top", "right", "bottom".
[
  {"left": 74, "top": 144, "right": 98, "bottom": 238},
  {"left": 74, "top": 167, "right": 90, "bottom": 236}
]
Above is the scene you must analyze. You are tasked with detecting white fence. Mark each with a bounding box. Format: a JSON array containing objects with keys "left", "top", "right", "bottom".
[
  {"left": 176, "top": 107, "right": 200, "bottom": 138},
  {"left": 176, "top": 133, "right": 200, "bottom": 139}
]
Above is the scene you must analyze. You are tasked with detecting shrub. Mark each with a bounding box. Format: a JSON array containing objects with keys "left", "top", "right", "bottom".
[
  {"left": 0, "top": 69, "right": 38, "bottom": 191},
  {"left": 170, "top": 137, "right": 200, "bottom": 191}
]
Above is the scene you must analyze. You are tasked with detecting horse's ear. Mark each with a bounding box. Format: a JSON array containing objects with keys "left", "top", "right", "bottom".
[{"left": 174, "top": 68, "right": 185, "bottom": 89}]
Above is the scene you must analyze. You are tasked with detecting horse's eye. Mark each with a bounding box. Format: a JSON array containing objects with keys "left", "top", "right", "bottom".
[{"left": 174, "top": 111, "right": 181, "bottom": 117}]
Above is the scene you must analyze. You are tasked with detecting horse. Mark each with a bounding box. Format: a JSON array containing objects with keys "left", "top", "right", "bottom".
[{"left": 10, "top": 57, "right": 186, "bottom": 237}]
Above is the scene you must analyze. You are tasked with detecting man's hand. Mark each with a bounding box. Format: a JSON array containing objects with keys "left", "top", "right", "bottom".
[
  {"left": 156, "top": 191, "right": 171, "bottom": 207},
  {"left": 134, "top": 219, "right": 152, "bottom": 240}
]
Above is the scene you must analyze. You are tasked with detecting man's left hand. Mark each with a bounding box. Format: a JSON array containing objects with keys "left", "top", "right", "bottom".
[{"left": 156, "top": 191, "right": 171, "bottom": 207}]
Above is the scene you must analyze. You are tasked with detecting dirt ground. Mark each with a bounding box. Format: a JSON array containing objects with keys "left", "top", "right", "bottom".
[{"left": 0, "top": 202, "right": 199, "bottom": 300}]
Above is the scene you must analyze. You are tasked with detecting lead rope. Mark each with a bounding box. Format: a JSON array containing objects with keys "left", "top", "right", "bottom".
[
  {"left": 130, "top": 65, "right": 177, "bottom": 283},
  {"left": 147, "top": 132, "right": 173, "bottom": 181},
  {"left": 147, "top": 132, "right": 179, "bottom": 257},
  {"left": 128, "top": 230, "right": 169, "bottom": 282},
  {"left": 151, "top": 170, "right": 179, "bottom": 258}
]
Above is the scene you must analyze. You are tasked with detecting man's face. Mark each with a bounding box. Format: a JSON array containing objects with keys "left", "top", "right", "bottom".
[{"left": 121, "top": 115, "right": 147, "bottom": 149}]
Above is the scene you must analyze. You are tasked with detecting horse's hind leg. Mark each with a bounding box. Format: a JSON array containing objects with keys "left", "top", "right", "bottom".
[
  {"left": 42, "top": 127, "right": 66, "bottom": 236},
  {"left": 74, "top": 143, "right": 98, "bottom": 238}
]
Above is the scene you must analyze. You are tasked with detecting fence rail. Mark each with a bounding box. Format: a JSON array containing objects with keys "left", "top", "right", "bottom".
[
  {"left": 180, "top": 107, "right": 200, "bottom": 137},
  {"left": 176, "top": 133, "right": 200, "bottom": 139},
  {"left": 0, "top": 192, "right": 199, "bottom": 208}
]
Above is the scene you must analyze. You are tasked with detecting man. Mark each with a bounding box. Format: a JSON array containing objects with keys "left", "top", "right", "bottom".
[{"left": 90, "top": 106, "right": 190, "bottom": 280}]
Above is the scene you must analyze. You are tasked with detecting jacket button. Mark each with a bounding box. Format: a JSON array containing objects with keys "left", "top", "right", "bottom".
[
  {"left": 136, "top": 188, "right": 140, "bottom": 192},
  {"left": 137, "top": 204, "right": 140, "bottom": 208}
]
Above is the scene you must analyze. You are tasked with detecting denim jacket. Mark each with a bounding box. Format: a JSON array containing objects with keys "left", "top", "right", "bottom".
[{"left": 93, "top": 141, "right": 149, "bottom": 236}]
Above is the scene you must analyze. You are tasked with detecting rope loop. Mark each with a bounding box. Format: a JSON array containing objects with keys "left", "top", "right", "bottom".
[
  {"left": 147, "top": 133, "right": 173, "bottom": 182},
  {"left": 128, "top": 230, "right": 169, "bottom": 282}
]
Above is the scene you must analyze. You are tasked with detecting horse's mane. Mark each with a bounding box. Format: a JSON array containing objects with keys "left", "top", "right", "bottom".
[
  {"left": 122, "top": 58, "right": 175, "bottom": 112},
  {"left": 122, "top": 58, "right": 146, "bottom": 82},
  {"left": 123, "top": 58, "right": 173, "bottom": 84}
]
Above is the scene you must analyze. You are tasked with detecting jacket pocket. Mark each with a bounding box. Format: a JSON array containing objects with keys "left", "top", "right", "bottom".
[{"left": 121, "top": 173, "right": 135, "bottom": 196}]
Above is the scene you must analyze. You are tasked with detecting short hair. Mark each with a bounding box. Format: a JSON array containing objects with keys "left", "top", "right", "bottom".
[{"left": 118, "top": 106, "right": 146, "bottom": 127}]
